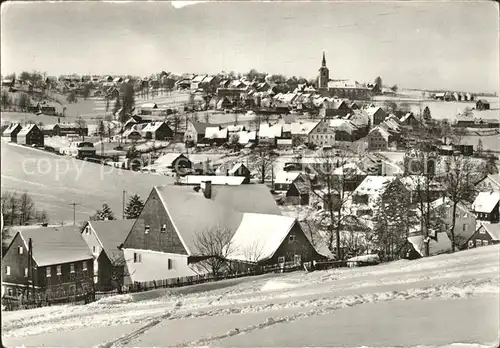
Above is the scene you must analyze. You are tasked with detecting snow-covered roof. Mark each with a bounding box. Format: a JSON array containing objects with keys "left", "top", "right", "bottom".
[
  {"left": 333, "top": 162, "right": 367, "bottom": 176},
  {"left": 400, "top": 176, "right": 443, "bottom": 192},
  {"left": 228, "top": 163, "right": 247, "bottom": 175},
  {"left": 365, "top": 106, "right": 384, "bottom": 116},
  {"left": 180, "top": 176, "right": 245, "bottom": 186},
  {"left": 236, "top": 131, "right": 256, "bottom": 144},
  {"left": 329, "top": 119, "right": 357, "bottom": 134},
  {"left": 291, "top": 121, "right": 319, "bottom": 135},
  {"left": 473, "top": 191, "right": 500, "bottom": 213},
  {"left": 226, "top": 213, "right": 297, "bottom": 263},
  {"left": 354, "top": 176, "right": 397, "bottom": 196},
  {"left": 18, "top": 226, "right": 94, "bottom": 267},
  {"left": 431, "top": 197, "right": 471, "bottom": 214},
  {"left": 369, "top": 126, "right": 390, "bottom": 141},
  {"left": 227, "top": 124, "right": 246, "bottom": 132},
  {"left": 191, "top": 74, "right": 207, "bottom": 83},
  {"left": 2, "top": 123, "right": 21, "bottom": 135},
  {"left": 17, "top": 124, "right": 38, "bottom": 136},
  {"left": 142, "top": 122, "right": 166, "bottom": 133},
  {"left": 274, "top": 171, "right": 301, "bottom": 185},
  {"left": 407, "top": 232, "right": 452, "bottom": 257},
  {"left": 259, "top": 123, "right": 282, "bottom": 138},
  {"left": 400, "top": 112, "right": 416, "bottom": 123},
  {"left": 205, "top": 126, "right": 228, "bottom": 139},
  {"left": 140, "top": 102, "right": 158, "bottom": 109},
  {"left": 479, "top": 223, "right": 500, "bottom": 241}
]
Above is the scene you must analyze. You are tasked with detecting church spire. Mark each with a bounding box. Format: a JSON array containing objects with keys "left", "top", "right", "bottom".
[{"left": 322, "top": 51, "right": 326, "bottom": 67}]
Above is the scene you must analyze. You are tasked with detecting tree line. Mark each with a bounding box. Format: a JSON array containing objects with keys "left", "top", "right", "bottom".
[
  {"left": 89, "top": 194, "right": 145, "bottom": 221},
  {"left": 1, "top": 192, "right": 48, "bottom": 227}
]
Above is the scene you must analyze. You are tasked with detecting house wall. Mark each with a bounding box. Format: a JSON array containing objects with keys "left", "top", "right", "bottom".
[
  {"left": 2, "top": 234, "right": 33, "bottom": 290},
  {"left": 123, "top": 249, "right": 198, "bottom": 283},
  {"left": 123, "top": 188, "right": 188, "bottom": 255},
  {"left": 441, "top": 206, "right": 477, "bottom": 242},
  {"left": 264, "top": 222, "right": 321, "bottom": 265},
  {"left": 464, "top": 226, "right": 500, "bottom": 249},
  {"left": 80, "top": 223, "right": 102, "bottom": 283},
  {"left": 97, "top": 252, "right": 127, "bottom": 290},
  {"left": 367, "top": 130, "right": 388, "bottom": 151},
  {"left": 18, "top": 127, "right": 44, "bottom": 146},
  {"left": 475, "top": 202, "right": 500, "bottom": 223},
  {"left": 38, "top": 259, "right": 94, "bottom": 295},
  {"left": 308, "top": 119, "right": 336, "bottom": 147}
]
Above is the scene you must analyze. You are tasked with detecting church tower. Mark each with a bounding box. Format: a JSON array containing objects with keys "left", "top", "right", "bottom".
[{"left": 318, "top": 51, "right": 329, "bottom": 90}]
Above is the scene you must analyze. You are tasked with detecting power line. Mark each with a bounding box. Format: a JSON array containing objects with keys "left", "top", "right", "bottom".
[{"left": 69, "top": 202, "right": 79, "bottom": 226}]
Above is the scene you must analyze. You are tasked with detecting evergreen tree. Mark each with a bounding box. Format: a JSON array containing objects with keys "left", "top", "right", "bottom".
[
  {"left": 371, "top": 179, "right": 418, "bottom": 261},
  {"left": 113, "top": 96, "right": 121, "bottom": 114},
  {"left": 423, "top": 106, "right": 432, "bottom": 122},
  {"left": 90, "top": 203, "right": 115, "bottom": 221},
  {"left": 124, "top": 194, "right": 144, "bottom": 219}
]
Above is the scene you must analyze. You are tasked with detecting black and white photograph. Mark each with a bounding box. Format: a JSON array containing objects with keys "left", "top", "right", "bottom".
[{"left": 1, "top": 1, "right": 499, "bottom": 347}]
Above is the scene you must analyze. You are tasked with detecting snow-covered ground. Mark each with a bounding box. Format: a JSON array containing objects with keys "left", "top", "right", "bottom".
[{"left": 2, "top": 245, "right": 499, "bottom": 347}]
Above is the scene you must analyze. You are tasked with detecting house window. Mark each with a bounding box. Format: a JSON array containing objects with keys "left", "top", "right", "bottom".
[
  {"left": 462, "top": 224, "right": 468, "bottom": 232},
  {"left": 70, "top": 263, "right": 75, "bottom": 273},
  {"left": 145, "top": 225, "right": 150, "bottom": 234},
  {"left": 168, "top": 259, "right": 173, "bottom": 270},
  {"left": 8, "top": 288, "right": 12, "bottom": 296},
  {"left": 85, "top": 226, "right": 90, "bottom": 234},
  {"left": 18, "top": 246, "right": 23, "bottom": 254},
  {"left": 82, "top": 261, "right": 88, "bottom": 271},
  {"left": 479, "top": 228, "right": 486, "bottom": 234},
  {"left": 24, "top": 268, "right": 28, "bottom": 277},
  {"left": 6, "top": 266, "right": 11, "bottom": 275},
  {"left": 46, "top": 267, "right": 51, "bottom": 277},
  {"left": 468, "top": 240, "right": 474, "bottom": 248},
  {"left": 134, "top": 252, "right": 142, "bottom": 263},
  {"left": 277, "top": 256, "right": 285, "bottom": 264},
  {"left": 484, "top": 240, "right": 489, "bottom": 246},
  {"left": 477, "top": 240, "right": 482, "bottom": 247},
  {"left": 289, "top": 234, "right": 296, "bottom": 242},
  {"left": 294, "top": 254, "right": 302, "bottom": 265},
  {"left": 92, "top": 246, "right": 96, "bottom": 253},
  {"left": 56, "top": 265, "right": 62, "bottom": 275},
  {"left": 161, "top": 224, "right": 167, "bottom": 233}
]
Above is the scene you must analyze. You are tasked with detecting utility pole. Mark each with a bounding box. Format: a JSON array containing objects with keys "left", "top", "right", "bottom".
[
  {"left": 69, "top": 202, "right": 79, "bottom": 225},
  {"left": 28, "top": 238, "right": 35, "bottom": 302},
  {"left": 122, "top": 190, "right": 126, "bottom": 220}
]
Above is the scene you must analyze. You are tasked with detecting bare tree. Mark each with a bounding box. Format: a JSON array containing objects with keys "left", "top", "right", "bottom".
[
  {"left": 193, "top": 227, "right": 236, "bottom": 277},
  {"left": 309, "top": 148, "right": 359, "bottom": 260},
  {"left": 75, "top": 117, "right": 87, "bottom": 141},
  {"left": 242, "top": 241, "right": 265, "bottom": 264},
  {"left": 252, "top": 148, "right": 277, "bottom": 184},
  {"left": 18, "top": 193, "right": 35, "bottom": 226},
  {"left": 440, "top": 155, "right": 485, "bottom": 252}
]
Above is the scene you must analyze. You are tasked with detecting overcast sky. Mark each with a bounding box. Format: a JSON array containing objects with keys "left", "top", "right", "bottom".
[{"left": 1, "top": 1, "right": 498, "bottom": 93}]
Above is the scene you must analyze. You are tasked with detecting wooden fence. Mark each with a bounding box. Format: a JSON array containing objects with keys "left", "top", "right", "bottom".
[{"left": 2, "top": 292, "right": 95, "bottom": 311}]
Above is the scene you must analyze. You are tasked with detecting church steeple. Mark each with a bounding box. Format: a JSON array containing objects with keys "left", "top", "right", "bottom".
[{"left": 318, "top": 51, "right": 329, "bottom": 90}]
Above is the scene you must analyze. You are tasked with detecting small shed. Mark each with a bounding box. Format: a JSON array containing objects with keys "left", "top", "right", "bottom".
[{"left": 476, "top": 100, "right": 490, "bottom": 111}]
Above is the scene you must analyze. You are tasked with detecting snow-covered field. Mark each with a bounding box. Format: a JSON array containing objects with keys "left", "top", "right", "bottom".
[{"left": 3, "top": 245, "right": 499, "bottom": 347}]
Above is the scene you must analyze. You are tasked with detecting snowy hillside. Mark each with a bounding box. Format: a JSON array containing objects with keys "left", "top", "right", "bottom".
[{"left": 2, "top": 245, "right": 499, "bottom": 348}]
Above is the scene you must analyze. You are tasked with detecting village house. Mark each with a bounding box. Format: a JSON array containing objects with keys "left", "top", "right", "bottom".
[
  {"left": 400, "top": 176, "right": 445, "bottom": 203},
  {"left": 332, "top": 162, "right": 368, "bottom": 191},
  {"left": 220, "top": 163, "right": 251, "bottom": 184},
  {"left": 1, "top": 226, "right": 94, "bottom": 301},
  {"left": 142, "top": 122, "right": 174, "bottom": 141},
  {"left": 284, "top": 180, "right": 310, "bottom": 206},
  {"left": 80, "top": 220, "right": 135, "bottom": 291},
  {"left": 475, "top": 174, "right": 500, "bottom": 193},
  {"left": 472, "top": 191, "right": 500, "bottom": 223},
  {"left": 179, "top": 175, "right": 245, "bottom": 186},
  {"left": 2, "top": 123, "right": 22, "bottom": 143},
  {"left": 42, "top": 123, "right": 89, "bottom": 137},
  {"left": 431, "top": 197, "right": 476, "bottom": 245},
  {"left": 463, "top": 223, "right": 500, "bottom": 249},
  {"left": 274, "top": 172, "right": 308, "bottom": 192},
  {"left": 402, "top": 232, "right": 452, "bottom": 260},
  {"left": 400, "top": 112, "right": 419, "bottom": 127},
  {"left": 367, "top": 126, "right": 390, "bottom": 151},
  {"left": 139, "top": 103, "right": 158, "bottom": 116},
  {"left": 345, "top": 109, "right": 370, "bottom": 138},
  {"left": 365, "top": 106, "right": 387, "bottom": 126},
  {"left": 319, "top": 98, "right": 352, "bottom": 118},
  {"left": 184, "top": 121, "right": 214, "bottom": 144},
  {"left": 308, "top": 118, "right": 336, "bottom": 147},
  {"left": 203, "top": 126, "right": 228, "bottom": 145},
  {"left": 258, "top": 123, "right": 282, "bottom": 146},
  {"left": 476, "top": 99, "right": 490, "bottom": 111},
  {"left": 122, "top": 129, "right": 142, "bottom": 142},
  {"left": 291, "top": 121, "right": 319, "bottom": 146},
  {"left": 352, "top": 176, "right": 406, "bottom": 215},
  {"left": 119, "top": 183, "right": 306, "bottom": 282},
  {"left": 17, "top": 124, "right": 44, "bottom": 147}
]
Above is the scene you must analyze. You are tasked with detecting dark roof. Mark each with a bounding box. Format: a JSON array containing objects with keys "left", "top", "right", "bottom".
[
  {"left": 17, "top": 226, "right": 93, "bottom": 267},
  {"left": 477, "top": 99, "right": 490, "bottom": 104},
  {"left": 191, "top": 121, "right": 215, "bottom": 134},
  {"left": 87, "top": 220, "right": 135, "bottom": 266},
  {"left": 290, "top": 180, "right": 310, "bottom": 195}
]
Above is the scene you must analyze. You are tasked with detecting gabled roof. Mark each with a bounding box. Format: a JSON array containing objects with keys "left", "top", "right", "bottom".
[
  {"left": 431, "top": 197, "right": 471, "bottom": 214},
  {"left": 407, "top": 232, "right": 452, "bottom": 257},
  {"left": 369, "top": 126, "right": 390, "bottom": 141},
  {"left": 226, "top": 214, "right": 296, "bottom": 262},
  {"left": 228, "top": 162, "right": 248, "bottom": 175},
  {"left": 140, "top": 102, "right": 158, "bottom": 109},
  {"left": 259, "top": 123, "right": 282, "bottom": 138},
  {"left": 180, "top": 176, "right": 245, "bottom": 186},
  {"left": 87, "top": 220, "right": 135, "bottom": 266},
  {"left": 191, "top": 74, "right": 207, "bottom": 83},
  {"left": 2, "top": 123, "right": 21, "bottom": 136},
  {"left": 154, "top": 186, "right": 243, "bottom": 255},
  {"left": 205, "top": 126, "right": 228, "bottom": 139},
  {"left": 142, "top": 121, "right": 168, "bottom": 133},
  {"left": 291, "top": 121, "right": 319, "bottom": 135},
  {"left": 479, "top": 223, "right": 500, "bottom": 241},
  {"left": 365, "top": 106, "right": 385, "bottom": 117},
  {"left": 274, "top": 171, "right": 301, "bottom": 185},
  {"left": 18, "top": 226, "right": 93, "bottom": 267},
  {"left": 354, "top": 176, "right": 397, "bottom": 196},
  {"left": 190, "top": 121, "right": 214, "bottom": 134},
  {"left": 17, "top": 124, "right": 39, "bottom": 136},
  {"left": 473, "top": 191, "right": 500, "bottom": 213},
  {"left": 329, "top": 119, "right": 357, "bottom": 134}
]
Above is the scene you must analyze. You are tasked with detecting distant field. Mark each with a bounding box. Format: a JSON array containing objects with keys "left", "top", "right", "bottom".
[
  {"left": 0, "top": 143, "right": 173, "bottom": 222},
  {"left": 1, "top": 111, "right": 62, "bottom": 125}
]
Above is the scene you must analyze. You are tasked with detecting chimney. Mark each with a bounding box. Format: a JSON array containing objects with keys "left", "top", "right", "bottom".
[{"left": 200, "top": 180, "right": 212, "bottom": 199}]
